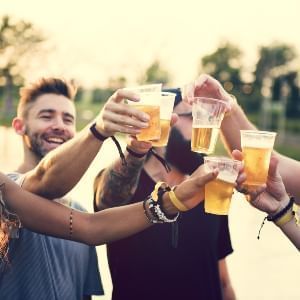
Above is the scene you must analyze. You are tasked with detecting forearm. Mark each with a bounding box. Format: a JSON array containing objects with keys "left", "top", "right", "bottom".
[
  {"left": 277, "top": 216, "right": 300, "bottom": 250},
  {"left": 94, "top": 151, "right": 145, "bottom": 210},
  {"left": 2, "top": 172, "right": 150, "bottom": 245},
  {"left": 221, "top": 102, "right": 257, "bottom": 154},
  {"left": 24, "top": 124, "right": 103, "bottom": 199},
  {"left": 273, "top": 153, "right": 300, "bottom": 201},
  {"left": 218, "top": 259, "right": 236, "bottom": 300}
]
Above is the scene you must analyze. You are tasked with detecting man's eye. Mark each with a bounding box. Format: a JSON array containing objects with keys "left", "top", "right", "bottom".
[
  {"left": 64, "top": 118, "right": 74, "bottom": 124},
  {"left": 40, "top": 115, "right": 51, "bottom": 119}
]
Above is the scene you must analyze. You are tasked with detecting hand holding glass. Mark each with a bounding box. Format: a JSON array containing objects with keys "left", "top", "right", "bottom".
[
  {"left": 125, "top": 84, "right": 162, "bottom": 141},
  {"left": 204, "top": 157, "right": 241, "bottom": 215}
]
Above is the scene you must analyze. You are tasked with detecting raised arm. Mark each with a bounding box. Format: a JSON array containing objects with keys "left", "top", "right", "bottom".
[
  {"left": 1, "top": 167, "right": 217, "bottom": 246},
  {"left": 184, "top": 74, "right": 300, "bottom": 201},
  {"left": 22, "top": 90, "right": 150, "bottom": 199},
  {"left": 234, "top": 150, "right": 300, "bottom": 250},
  {"left": 94, "top": 136, "right": 152, "bottom": 211}
]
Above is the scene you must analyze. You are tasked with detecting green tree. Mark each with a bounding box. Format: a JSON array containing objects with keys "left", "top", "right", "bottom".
[
  {"left": 199, "top": 42, "right": 243, "bottom": 93},
  {"left": 0, "top": 15, "right": 45, "bottom": 117},
  {"left": 139, "top": 60, "right": 170, "bottom": 86},
  {"left": 253, "top": 43, "right": 298, "bottom": 127}
]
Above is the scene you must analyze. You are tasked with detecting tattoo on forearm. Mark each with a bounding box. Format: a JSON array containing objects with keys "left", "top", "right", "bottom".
[{"left": 96, "top": 156, "right": 145, "bottom": 209}]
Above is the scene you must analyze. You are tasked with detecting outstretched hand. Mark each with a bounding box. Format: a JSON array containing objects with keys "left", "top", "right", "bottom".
[
  {"left": 233, "top": 149, "right": 289, "bottom": 215},
  {"left": 182, "top": 74, "right": 234, "bottom": 111},
  {"left": 173, "top": 164, "right": 218, "bottom": 210},
  {"left": 95, "top": 89, "right": 150, "bottom": 137}
]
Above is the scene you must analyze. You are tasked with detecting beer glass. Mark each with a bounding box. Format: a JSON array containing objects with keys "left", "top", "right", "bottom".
[
  {"left": 125, "top": 84, "right": 162, "bottom": 141},
  {"left": 191, "top": 97, "right": 227, "bottom": 154},
  {"left": 240, "top": 130, "right": 277, "bottom": 187},
  {"left": 151, "top": 92, "right": 176, "bottom": 147},
  {"left": 204, "top": 156, "right": 241, "bottom": 215}
]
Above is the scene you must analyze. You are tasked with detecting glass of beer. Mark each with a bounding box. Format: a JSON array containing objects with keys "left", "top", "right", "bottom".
[
  {"left": 151, "top": 92, "right": 176, "bottom": 147},
  {"left": 204, "top": 156, "right": 242, "bottom": 215},
  {"left": 191, "top": 97, "right": 227, "bottom": 154},
  {"left": 240, "top": 130, "right": 277, "bottom": 187},
  {"left": 125, "top": 84, "right": 162, "bottom": 141}
]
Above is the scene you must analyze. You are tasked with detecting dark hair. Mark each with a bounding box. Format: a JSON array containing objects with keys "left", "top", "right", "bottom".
[{"left": 17, "top": 78, "right": 77, "bottom": 118}]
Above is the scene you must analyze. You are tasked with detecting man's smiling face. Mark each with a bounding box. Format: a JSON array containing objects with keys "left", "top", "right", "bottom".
[{"left": 22, "top": 93, "right": 76, "bottom": 158}]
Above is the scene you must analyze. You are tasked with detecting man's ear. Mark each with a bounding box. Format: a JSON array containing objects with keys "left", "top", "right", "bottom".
[{"left": 12, "top": 117, "right": 26, "bottom": 136}]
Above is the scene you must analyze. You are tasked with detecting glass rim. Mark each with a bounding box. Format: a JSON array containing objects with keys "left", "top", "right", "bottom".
[
  {"left": 161, "top": 91, "right": 177, "bottom": 97},
  {"left": 192, "top": 97, "right": 228, "bottom": 106},
  {"left": 204, "top": 156, "right": 242, "bottom": 166},
  {"left": 240, "top": 130, "right": 277, "bottom": 136}
]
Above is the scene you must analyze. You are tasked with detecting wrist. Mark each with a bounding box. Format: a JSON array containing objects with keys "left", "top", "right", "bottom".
[
  {"left": 267, "top": 195, "right": 290, "bottom": 216},
  {"left": 90, "top": 123, "right": 110, "bottom": 141},
  {"left": 126, "top": 146, "right": 148, "bottom": 159},
  {"left": 161, "top": 192, "right": 178, "bottom": 216}
]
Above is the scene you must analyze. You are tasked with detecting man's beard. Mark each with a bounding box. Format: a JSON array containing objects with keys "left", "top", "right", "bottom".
[
  {"left": 24, "top": 130, "right": 49, "bottom": 159},
  {"left": 24, "top": 128, "right": 71, "bottom": 159},
  {"left": 165, "top": 126, "right": 205, "bottom": 175}
]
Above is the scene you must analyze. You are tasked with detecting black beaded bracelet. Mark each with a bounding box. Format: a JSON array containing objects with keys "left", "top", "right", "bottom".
[
  {"left": 267, "top": 197, "right": 294, "bottom": 222},
  {"left": 126, "top": 146, "right": 148, "bottom": 158},
  {"left": 89, "top": 123, "right": 109, "bottom": 142}
]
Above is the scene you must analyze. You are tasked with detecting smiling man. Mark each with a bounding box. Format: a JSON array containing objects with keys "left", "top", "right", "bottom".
[{"left": 1, "top": 78, "right": 104, "bottom": 300}]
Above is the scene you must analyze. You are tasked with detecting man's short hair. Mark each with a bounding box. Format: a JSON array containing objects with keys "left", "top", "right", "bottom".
[{"left": 17, "top": 78, "right": 77, "bottom": 118}]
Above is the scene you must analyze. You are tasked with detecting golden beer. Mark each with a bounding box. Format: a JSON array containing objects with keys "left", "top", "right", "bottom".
[
  {"left": 191, "top": 126, "right": 219, "bottom": 154},
  {"left": 242, "top": 146, "right": 272, "bottom": 186},
  {"left": 205, "top": 178, "right": 235, "bottom": 215},
  {"left": 151, "top": 119, "right": 171, "bottom": 147},
  {"left": 133, "top": 105, "right": 161, "bottom": 141}
]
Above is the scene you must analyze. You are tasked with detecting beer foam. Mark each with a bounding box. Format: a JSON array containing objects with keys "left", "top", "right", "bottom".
[{"left": 241, "top": 140, "right": 274, "bottom": 148}]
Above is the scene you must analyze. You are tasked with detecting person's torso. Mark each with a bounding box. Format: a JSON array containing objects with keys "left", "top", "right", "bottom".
[
  {"left": 108, "top": 170, "right": 229, "bottom": 300},
  {"left": 0, "top": 173, "right": 103, "bottom": 300}
]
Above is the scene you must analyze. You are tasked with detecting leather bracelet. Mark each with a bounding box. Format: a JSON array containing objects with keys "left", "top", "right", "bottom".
[
  {"left": 267, "top": 197, "right": 294, "bottom": 222},
  {"left": 126, "top": 146, "right": 148, "bottom": 158},
  {"left": 89, "top": 123, "right": 109, "bottom": 141}
]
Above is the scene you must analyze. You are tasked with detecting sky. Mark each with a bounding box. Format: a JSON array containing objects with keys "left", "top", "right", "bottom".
[{"left": 2, "top": 0, "right": 300, "bottom": 88}]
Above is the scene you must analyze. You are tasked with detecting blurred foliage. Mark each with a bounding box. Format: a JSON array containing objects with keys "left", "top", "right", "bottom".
[
  {"left": 0, "top": 15, "right": 299, "bottom": 158},
  {"left": 0, "top": 15, "right": 45, "bottom": 118},
  {"left": 138, "top": 60, "right": 170, "bottom": 85}
]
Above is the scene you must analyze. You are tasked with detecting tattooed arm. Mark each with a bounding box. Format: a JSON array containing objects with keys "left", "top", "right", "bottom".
[{"left": 94, "top": 138, "right": 152, "bottom": 211}]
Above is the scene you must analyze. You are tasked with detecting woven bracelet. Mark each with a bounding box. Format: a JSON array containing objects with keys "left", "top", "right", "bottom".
[
  {"left": 267, "top": 197, "right": 294, "bottom": 222},
  {"left": 89, "top": 123, "right": 109, "bottom": 141},
  {"left": 126, "top": 146, "right": 148, "bottom": 158}
]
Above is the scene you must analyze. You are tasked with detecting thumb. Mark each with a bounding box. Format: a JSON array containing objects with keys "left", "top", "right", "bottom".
[
  {"left": 195, "top": 169, "right": 219, "bottom": 187},
  {"left": 232, "top": 149, "right": 243, "bottom": 161},
  {"left": 268, "top": 156, "right": 279, "bottom": 180}
]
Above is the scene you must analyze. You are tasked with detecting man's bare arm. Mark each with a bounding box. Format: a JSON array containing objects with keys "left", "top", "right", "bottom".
[
  {"left": 94, "top": 152, "right": 146, "bottom": 211},
  {"left": 22, "top": 89, "right": 149, "bottom": 199}
]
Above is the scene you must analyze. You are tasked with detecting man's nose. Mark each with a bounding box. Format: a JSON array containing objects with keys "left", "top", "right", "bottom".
[{"left": 51, "top": 117, "right": 66, "bottom": 131}]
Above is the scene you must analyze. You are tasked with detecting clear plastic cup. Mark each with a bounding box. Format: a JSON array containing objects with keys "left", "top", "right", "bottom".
[
  {"left": 191, "top": 97, "right": 227, "bottom": 154},
  {"left": 151, "top": 92, "right": 176, "bottom": 147},
  {"left": 204, "top": 156, "right": 242, "bottom": 215},
  {"left": 241, "top": 130, "right": 277, "bottom": 187}
]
